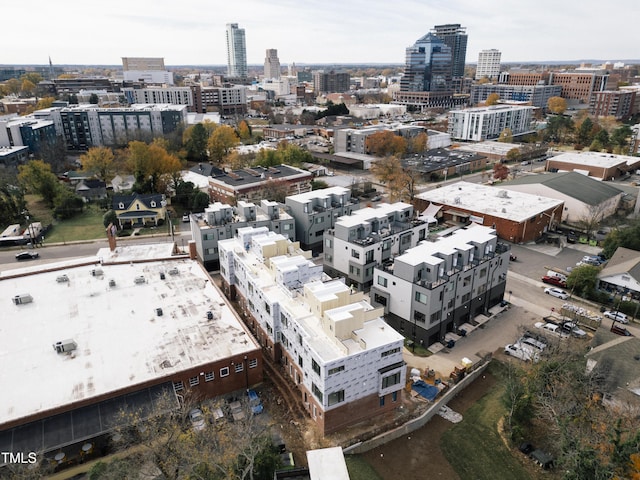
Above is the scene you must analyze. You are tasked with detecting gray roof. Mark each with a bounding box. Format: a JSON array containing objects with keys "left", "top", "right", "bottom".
[
  {"left": 503, "top": 172, "right": 623, "bottom": 206},
  {"left": 598, "top": 247, "right": 640, "bottom": 281}
]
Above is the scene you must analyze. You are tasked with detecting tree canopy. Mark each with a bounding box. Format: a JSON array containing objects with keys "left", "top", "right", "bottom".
[
  {"left": 366, "top": 131, "right": 407, "bottom": 158},
  {"left": 547, "top": 96, "right": 567, "bottom": 114},
  {"left": 17, "top": 160, "right": 60, "bottom": 207},
  {"left": 601, "top": 220, "right": 640, "bottom": 258},
  {"left": 208, "top": 125, "right": 239, "bottom": 164},
  {"left": 81, "top": 147, "right": 116, "bottom": 180}
]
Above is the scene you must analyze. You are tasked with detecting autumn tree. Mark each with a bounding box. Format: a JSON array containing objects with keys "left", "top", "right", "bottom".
[
  {"left": 492, "top": 162, "right": 509, "bottom": 181},
  {"left": 260, "top": 178, "right": 290, "bottom": 203},
  {"left": 498, "top": 128, "right": 513, "bottom": 143},
  {"left": 547, "top": 96, "right": 567, "bottom": 114},
  {"left": 237, "top": 120, "right": 252, "bottom": 142},
  {"left": 20, "top": 79, "right": 36, "bottom": 97},
  {"left": 601, "top": 218, "right": 640, "bottom": 258},
  {"left": 505, "top": 148, "right": 521, "bottom": 163},
  {"left": 485, "top": 93, "right": 500, "bottom": 106},
  {"left": 208, "top": 125, "right": 239, "bottom": 164},
  {"left": 3, "top": 78, "right": 21, "bottom": 95},
  {"left": 407, "top": 132, "right": 428, "bottom": 154},
  {"left": 125, "top": 140, "right": 183, "bottom": 194},
  {"left": 365, "top": 130, "right": 407, "bottom": 158},
  {"left": 18, "top": 159, "right": 60, "bottom": 206},
  {"left": 81, "top": 147, "right": 115, "bottom": 180},
  {"left": 370, "top": 156, "right": 416, "bottom": 201}
]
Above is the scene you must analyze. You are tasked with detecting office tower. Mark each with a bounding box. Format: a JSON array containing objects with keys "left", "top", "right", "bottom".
[
  {"left": 400, "top": 33, "right": 452, "bottom": 93},
  {"left": 476, "top": 49, "right": 501, "bottom": 80},
  {"left": 431, "top": 24, "right": 468, "bottom": 78},
  {"left": 264, "top": 49, "right": 281, "bottom": 80},
  {"left": 226, "top": 23, "right": 247, "bottom": 79}
]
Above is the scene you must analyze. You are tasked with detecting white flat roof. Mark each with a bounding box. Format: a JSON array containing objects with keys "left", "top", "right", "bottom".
[
  {"left": 549, "top": 151, "right": 637, "bottom": 168},
  {"left": 286, "top": 186, "right": 349, "bottom": 203},
  {"left": 0, "top": 244, "right": 258, "bottom": 427},
  {"left": 417, "top": 181, "right": 563, "bottom": 222},
  {"left": 335, "top": 202, "right": 412, "bottom": 228},
  {"left": 307, "top": 447, "right": 350, "bottom": 480}
]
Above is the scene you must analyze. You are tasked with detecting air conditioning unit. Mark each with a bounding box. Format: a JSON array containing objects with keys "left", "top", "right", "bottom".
[
  {"left": 134, "top": 276, "right": 146, "bottom": 284},
  {"left": 91, "top": 268, "right": 104, "bottom": 277},
  {"left": 168, "top": 267, "right": 179, "bottom": 276},
  {"left": 56, "top": 274, "right": 69, "bottom": 283},
  {"left": 53, "top": 339, "right": 77, "bottom": 354},
  {"left": 13, "top": 293, "right": 33, "bottom": 305}
]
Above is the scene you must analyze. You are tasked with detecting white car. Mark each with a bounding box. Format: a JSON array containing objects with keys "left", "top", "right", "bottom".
[
  {"left": 603, "top": 310, "right": 628, "bottom": 324},
  {"left": 544, "top": 287, "right": 569, "bottom": 299},
  {"left": 188, "top": 408, "right": 206, "bottom": 431},
  {"left": 504, "top": 343, "right": 539, "bottom": 362},
  {"left": 561, "top": 322, "right": 587, "bottom": 338}
]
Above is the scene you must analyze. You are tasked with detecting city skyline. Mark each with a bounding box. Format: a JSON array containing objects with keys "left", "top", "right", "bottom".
[{"left": 2, "top": 0, "right": 639, "bottom": 67}]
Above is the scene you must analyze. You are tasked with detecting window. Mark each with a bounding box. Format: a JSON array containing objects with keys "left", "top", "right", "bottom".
[
  {"left": 379, "top": 396, "right": 385, "bottom": 407},
  {"left": 325, "top": 238, "right": 333, "bottom": 248},
  {"left": 234, "top": 363, "right": 244, "bottom": 373},
  {"left": 382, "top": 240, "right": 391, "bottom": 251},
  {"left": 173, "top": 380, "right": 184, "bottom": 392},
  {"left": 265, "top": 303, "right": 271, "bottom": 314},
  {"left": 315, "top": 230, "right": 323, "bottom": 237},
  {"left": 381, "top": 347, "right": 401, "bottom": 358},
  {"left": 298, "top": 355, "right": 303, "bottom": 368},
  {"left": 480, "top": 267, "right": 487, "bottom": 278},
  {"left": 414, "top": 311, "right": 426, "bottom": 323},
  {"left": 366, "top": 250, "right": 374, "bottom": 263},
  {"left": 312, "top": 383, "right": 323, "bottom": 402},
  {"left": 328, "top": 365, "right": 345, "bottom": 375},
  {"left": 281, "top": 313, "right": 288, "bottom": 327},
  {"left": 328, "top": 390, "right": 345, "bottom": 406},
  {"left": 315, "top": 217, "right": 323, "bottom": 224},
  {"left": 351, "top": 249, "right": 360, "bottom": 259},
  {"left": 382, "top": 372, "right": 401, "bottom": 389},
  {"left": 429, "top": 311, "right": 442, "bottom": 323},
  {"left": 392, "top": 391, "right": 398, "bottom": 402},
  {"left": 415, "top": 291, "right": 427, "bottom": 304},
  {"left": 249, "top": 358, "right": 258, "bottom": 368},
  {"left": 220, "top": 367, "right": 230, "bottom": 377},
  {"left": 463, "top": 275, "right": 471, "bottom": 287},
  {"left": 378, "top": 276, "right": 388, "bottom": 287},
  {"left": 312, "top": 359, "right": 321, "bottom": 375},
  {"left": 374, "top": 293, "right": 387, "bottom": 306},
  {"left": 461, "top": 292, "right": 471, "bottom": 303},
  {"left": 205, "top": 371, "right": 214, "bottom": 382},
  {"left": 189, "top": 376, "right": 200, "bottom": 387},
  {"left": 349, "top": 265, "right": 361, "bottom": 276},
  {"left": 283, "top": 223, "right": 292, "bottom": 230}
]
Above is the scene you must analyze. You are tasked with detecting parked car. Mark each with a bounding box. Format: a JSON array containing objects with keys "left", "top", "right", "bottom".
[
  {"left": 603, "top": 311, "right": 628, "bottom": 323},
  {"left": 535, "top": 322, "right": 569, "bottom": 338},
  {"left": 15, "top": 251, "right": 39, "bottom": 261},
  {"left": 520, "top": 336, "right": 547, "bottom": 352},
  {"left": 182, "top": 213, "right": 190, "bottom": 223},
  {"left": 561, "top": 321, "right": 587, "bottom": 339},
  {"left": 504, "top": 343, "right": 539, "bottom": 362},
  {"left": 566, "top": 232, "right": 577, "bottom": 244},
  {"left": 541, "top": 276, "right": 567, "bottom": 288},
  {"left": 370, "top": 195, "right": 382, "bottom": 202},
  {"left": 544, "top": 287, "right": 569, "bottom": 299},
  {"left": 610, "top": 324, "right": 632, "bottom": 336},
  {"left": 188, "top": 408, "right": 206, "bottom": 431},
  {"left": 247, "top": 389, "right": 264, "bottom": 415}
]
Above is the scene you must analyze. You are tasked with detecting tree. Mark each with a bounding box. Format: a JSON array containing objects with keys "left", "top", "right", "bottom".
[
  {"left": 0, "top": 180, "right": 26, "bottom": 228},
  {"left": 594, "top": 129, "right": 610, "bottom": 149},
  {"left": 17, "top": 160, "right": 60, "bottom": 206},
  {"left": 547, "top": 96, "right": 567, "bottom": 114},
  {"left": 4, "top": 78, "right": 21, "bottom": 95},
  {"left": 577, "top": 117, "right": 594, "bottom": 145},
  {"left": 190, "top": 190, "right": 210, "bottom": 212},
  {"left": 237, "top": 120, "right": 252, "bottom": 142},
  {"left": 103, "top": 210, "right": 118, "bottom": 228},
  {"left": 366, "top": 131, "right": 406, "bottom": 157},
  {"left": 602, "top": 219, "right": 640, "bottom": 258},
  {"left": 492, "top": 162, "right": 509, "bottom": 181},
  {"left": 89, "top": 93, "right": 99, "bottom": 104},
  {"left": 183, "top": 123, "right": 210, "bottom": 162},
  {"left": 81, "top": 147, "right": 115, "bottom": 180},
  {"left": 125, "top": 140, "right": 184, "bottom": 194},
  {"left": 37, "top": 136, "right": 68, "bottom": 172},
  {"left": 36, "top": 97, "right": 56, "bottom": 110},
  {"left": 53, "top": 188, "right": 84, "bottom": 220},
  {"left": 544, "top": 115, "right": 574, "bottom": 143},
  {"left": 22, "top": 72, "right": 43, "bottom": 85},
  {"left": 485, "top": 93, "right": 500, "bottom": 106},
  {"left": 370, "top": 156, "right": 415, "bottom": 202},
  {"left": 407, "top": 132, "right": 428, "bottom": 154},
  {"left": 312, "top": 180, "right": 329, "bottom": 190},
  {"left": 576, "top": 203, "right": 607, "bottom": 240},
  {"left": 505, "top": 148, "right": 521, "bottom": 163},
  {"left": 566, "top": 264, "right": 600, "bottom": 298},
  {"left": 610, "top": 125, "right": 632, "bottom": 153},
  {"left": 260, "top": 178, "right": 290, "bottom": 203},
  {"left": 498, "top": 128, "right": 513, "bottom": 143},
  {"left": 208, "top": 125, "right": 239, "bottom": 164}
]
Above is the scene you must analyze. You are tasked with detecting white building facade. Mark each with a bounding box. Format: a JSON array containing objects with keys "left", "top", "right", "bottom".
[
  {"left": 218, "top": 227, "right": 406, "bottom": 434},
  {"left": 475, "top": 49, "right": 501, "bottom": 80},
  {"left": 448, "top": 105, "right": 535, "bottom": 141}
]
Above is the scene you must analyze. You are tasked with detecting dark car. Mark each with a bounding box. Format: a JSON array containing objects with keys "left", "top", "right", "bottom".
[
  {"left": 15, "top": 251, "right": 39, "bottom": 261},
  {"left": 541, "top": 276, "right": 567, "bottom": 288},
  {"left": 610, "top": 324, "right": 632, "bottom": 336}
]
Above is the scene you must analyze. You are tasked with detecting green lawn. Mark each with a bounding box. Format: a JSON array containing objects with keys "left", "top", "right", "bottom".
[
  {"left": 45, "top": 206, "right": 108, "bottom": 243},
  {"left": 345, "top": 455, "right": 384, "bottom": 480},
  {"left": 440, "top": 363, "right": 533, "bottom": 480}
]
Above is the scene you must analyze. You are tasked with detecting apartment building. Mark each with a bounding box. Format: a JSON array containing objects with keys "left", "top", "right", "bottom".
[
  {"left": 548, "top": 72, "right": 608, "bottom": 104},
  {"left": 589, "top": 90, "right": 636, "bottom": 120},
  {"left": 323, "top": 203, "right": 437, "bottom": 291},
  {"left": 333, "top": 124, "right": 426, "bottom": 155},
  {"left": 470, "top": 84, "right": 562, "bottom": 108},
  {"left": 285, "top": 187, "right": 361, "bottom": 251},
  {"left": 312, "top": 70, "right": 350, "bottom": 94},
  {"left": 475, "top": 49, "right": 501, "bottom": 80},
  {"left": 122, "top": 86, "right": 194, "bottom": 111},
  {"left": 448, "top": 105, "right": 535, "bottom": 141},
  {"left": 369, "top": 224, "right": 510, "bottom": 347},
  {"left": 218, "top": 227, "right": 406, "bottom": 434},
  {"left": 0, "top": 116, "right": 57, "bottom": 154},
  {"left": 189, "top": 199, "right": 295, "bottom": 268},
  {"left": 226, "top": 23, "right": 248, "bottom": 79},
  {"left": 201, "top": 86, "right": 248, "bottom": 115}
]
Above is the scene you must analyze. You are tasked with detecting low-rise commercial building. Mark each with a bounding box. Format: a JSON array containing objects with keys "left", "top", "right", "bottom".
[
  {"left": 370, "top": 224, "right": 510, "bottom": 347},
  {"left": 323, "top": 203, "right": 437, "bottom": 290},
  {"left": 218, "top": 227, "right": 406, "bottom": 434},
  {"left": 546, "top": 151, "right": 640, "bottom": 180},
  {"left": 415, "top": 181, "right": 564, "bottom": 243}
]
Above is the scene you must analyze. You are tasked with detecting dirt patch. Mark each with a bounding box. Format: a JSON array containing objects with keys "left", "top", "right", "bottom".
[{"left": 361, "top": 372, "right": 498, "bottom": 480}]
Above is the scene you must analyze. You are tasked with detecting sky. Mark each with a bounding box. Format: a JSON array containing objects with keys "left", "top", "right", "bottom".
[{"left": 2, "top": 0, "right": 639, "bottom": 67}]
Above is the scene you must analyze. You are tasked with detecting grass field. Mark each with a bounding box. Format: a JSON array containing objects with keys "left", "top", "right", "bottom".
[
  {"left": 440, "top": 362, "right": 533, "bottom": 480},
  {"left": 345, "top": 455, "right": 384, "bottom": 480}
]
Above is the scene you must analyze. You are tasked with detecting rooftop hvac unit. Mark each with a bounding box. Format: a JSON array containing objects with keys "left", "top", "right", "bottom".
[
  {"left": 207, "top": 311, "right": 213, "bottom": 320},
  {"left": 160, "top": 272, "right": 166, "bottom": 280},
  {"left": 108, "top": 279, "right": 116, "bottom": 287},
  {"left": 56, "top": 274, "right": 69, "bottom": 283},
  {"left": 168, "top": 267, "right": 179, "bottom": 276},
  {"left": 53, "top": 339, "right": 77, "bottom": 354},
  {"left": 156, "top": 308, "right": 163, "bottom": 316},
  {"left": 134, "top": 276, "right": 146, "bottom": 284},
  {"left": 91, "top": 268, "right": 104, "bottom": 277},
  {"left": 13, "top": 293, "right": 33, "bottom": 305}
]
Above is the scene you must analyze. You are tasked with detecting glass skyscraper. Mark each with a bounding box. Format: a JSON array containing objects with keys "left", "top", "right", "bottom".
[
  {"left": 226, "top": 23, "right": 247, "bottom": 79},
  {"left": 431, "top": 24, "right": 468, "bottom": 78},
  {"left": 400, "top": 33, "right": 452, "bottom": 93}
]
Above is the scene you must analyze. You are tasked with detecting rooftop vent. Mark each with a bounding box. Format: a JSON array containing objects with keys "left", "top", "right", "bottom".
[
  {"left": 108, "top": 279, "right": 116, "bottom": 287},
  {"left": 56, "top": 274, "right": 69, "bottom": 283},
  {"left": 134, "top": 276, "right": 146, "bottom": 284},
  {"left": 53, "top": 339, "right": 77, "bottom": 354},
  {"left": 168, "top": 267, "right": 179, "bottom": 276},
  {"left": 91, "top": 268, "right": 104, "bottom": 277},
  {"left": 13, "top": 293, "right": 33, "bottom": 305}
]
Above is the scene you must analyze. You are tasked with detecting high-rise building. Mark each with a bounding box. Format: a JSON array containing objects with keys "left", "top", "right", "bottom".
[
  {"left": 312, "top": 70, "right": 350, "bottom": 94},
  {"left": 264, "top": 49, "right": 281, "bottom": 80},
  {"left": 226, "top": 23, "right": 247, "bottom": 79},
  {"left": 122, "top": 57, "right": 173, "bottom": 85},
  {"left": 431, "top": 24, "right": 468, "bottom": 78},
  {"left": 400, "top": 33, "right": 452, "bottom": 93},
  {"left": 475, "top": 49, "right": 501, "bottom": 80}
]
